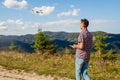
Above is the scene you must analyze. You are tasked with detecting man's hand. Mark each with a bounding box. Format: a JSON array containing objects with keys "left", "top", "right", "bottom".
[
  {"left": 72, "top": 44, "right": 78, "bottom": 49},
  {"left": 72, "top": 42, "right": 84, "bottom": 49}
]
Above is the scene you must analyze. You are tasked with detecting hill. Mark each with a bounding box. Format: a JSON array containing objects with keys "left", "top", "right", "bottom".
[{"left": 0, "top": 31, "right": 120, "bottom": 53}]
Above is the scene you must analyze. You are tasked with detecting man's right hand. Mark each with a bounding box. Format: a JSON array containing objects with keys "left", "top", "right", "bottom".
[{"left": 72, "top": 44, "right": 78, "bottom": 49}]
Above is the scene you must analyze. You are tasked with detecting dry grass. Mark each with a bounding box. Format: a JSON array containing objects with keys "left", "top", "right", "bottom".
[{"left": 0, "top": 51, "right": 120, "bottom": 80}]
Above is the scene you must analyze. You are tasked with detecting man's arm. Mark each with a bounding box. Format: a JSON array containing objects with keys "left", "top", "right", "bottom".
[
  {"left": 72, "top": 31, "right": 84, "bottom": 49},
  {"left": 72, "top": 42, "right": 84, "bottom": 49}
]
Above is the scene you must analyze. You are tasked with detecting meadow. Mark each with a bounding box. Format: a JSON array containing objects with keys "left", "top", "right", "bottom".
[{"left": 0, "top": 51, "right": 120, "bottom": 80}]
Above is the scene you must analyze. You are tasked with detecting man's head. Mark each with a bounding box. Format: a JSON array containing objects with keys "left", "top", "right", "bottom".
[{"left": 80, "top": 19, "right": 89, "bottom": 29}]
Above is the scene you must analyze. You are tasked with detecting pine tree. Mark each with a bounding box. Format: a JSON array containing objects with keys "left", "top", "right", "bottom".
[
  {"left": 9, "top": 42, "right": 16, "bottom": 51},
  {"left": 45, "top": 35, "right": 56, "bottom": 54},
  {"left": 94, "top": 31, "right": 109, "bottom": 57},
  {"left": 32, "top": 28, "right": 56, "bottom": 54},
  {"left": 102, "top": 49, "right": 114, "bottom": 61}
]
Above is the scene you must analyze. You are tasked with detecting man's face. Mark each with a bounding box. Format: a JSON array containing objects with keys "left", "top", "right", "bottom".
[{"left": 80, "top": 22, "right": 84, "bottom": 29}]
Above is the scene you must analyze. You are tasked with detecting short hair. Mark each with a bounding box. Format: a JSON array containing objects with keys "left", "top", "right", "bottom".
[{"left": 80, "top": 19, "right": 89, "bottom": 27}]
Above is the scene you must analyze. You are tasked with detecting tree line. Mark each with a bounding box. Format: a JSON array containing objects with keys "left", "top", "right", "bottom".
[{"left": 8, "top": 29, "right": 116, "bottom": 60}]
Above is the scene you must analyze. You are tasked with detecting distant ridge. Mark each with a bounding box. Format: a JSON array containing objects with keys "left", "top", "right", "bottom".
[{"left": 0, "top": 31, "right": 120, "bottom": 53}]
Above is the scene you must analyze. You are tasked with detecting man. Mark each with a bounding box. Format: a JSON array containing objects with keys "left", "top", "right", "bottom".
[{"left": 72, "top": 19, "right": 93, "bottom": 80}]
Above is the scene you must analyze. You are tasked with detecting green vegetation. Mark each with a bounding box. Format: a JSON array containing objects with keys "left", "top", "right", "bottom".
[
  {"left": 0, "top": 31, "right": 120, "bottom": 80},
  {"left": 0, "top": 51, "right": 120, "bottom": 80},
  {"left": 9, "top": 42, "right": 16, "bottom": 51},
  {"left": 94, "top": 32, "right": 116, "bottom": 62},
  {"left": 32, "top": 29, "right": 56, "bottom": 54},
  {"left": 64, "top": 47, "right": 71, "bottom": 55},
  {"left": 94, "top": 31, "right": 109, "bottom": 57},
  {"left": 0, "top": 31, "right": 119, "bottom": 53}
]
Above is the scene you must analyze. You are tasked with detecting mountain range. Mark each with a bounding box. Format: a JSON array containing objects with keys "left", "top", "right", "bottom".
[{"left": 0, "top": 31, "right": 120, "bottom": 53}]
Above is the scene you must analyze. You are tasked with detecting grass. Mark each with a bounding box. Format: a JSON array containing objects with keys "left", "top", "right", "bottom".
[{"left": 0, "top": 51, "right": 120, "bottom": 80}]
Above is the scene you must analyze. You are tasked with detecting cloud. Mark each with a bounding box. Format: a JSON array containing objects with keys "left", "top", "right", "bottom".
[
  {"left": 2, "top": 0, "right": 28, "bottom": 9},
  {"left": 45, "top": 19, "right": 120, "bottom": 27},
  {"left": 1, "top": 19, "right": 120, "bottom": 30},
  {"left": 0, "top": 19, "right": 80, "bottom": 35},
  {"left": 1, "top": 19, "right": 120, "bottom": 35},
  {"left": 0, "top": 19, "right": 79, "bottom": 30},
  {"left": 0, "top": 19, "right": 41, "bottom": 30},
  {"left": 45, "top": 19, "right": 79, "bottom": 26},
  {"left": 7, "top": 19, "right": 23, "bottom": 24},
  {"left": 0, "top": 21, "right": 7, "bottom": 30},
  {"left": 57, "top": 8, "right": 80, "bottom": 17},
  {"left": 0, "top": 19, "right": 43, "bottom": 35},
  {"left": 0, "top": 26, "right": 7, "bottom": 30},
  {"left": 7, "top": 19, "right": 27, "bottom": 29},
  {"left": 32, "top": 6, "right": 55, "bottom": 16},
  {"left": 90, "top": 20, "right": 120, "bottom": 25}
]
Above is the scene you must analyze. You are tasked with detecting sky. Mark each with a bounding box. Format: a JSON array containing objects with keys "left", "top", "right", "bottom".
[{"left": 0, "top": 0, "right": 120, "bottom": 35}]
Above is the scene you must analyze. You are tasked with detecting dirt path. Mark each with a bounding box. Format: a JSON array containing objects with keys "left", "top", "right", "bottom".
[{"left": 0, "top": 66, "right": 73, "bottom": 80}]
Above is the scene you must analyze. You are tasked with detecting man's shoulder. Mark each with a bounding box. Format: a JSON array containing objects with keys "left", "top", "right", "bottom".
[
  {"left": 80, "top": 30, "right": 93, "bottom": 38},
  {"left": 80, "top": 30, "right": 89, "bottom": 35}
]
